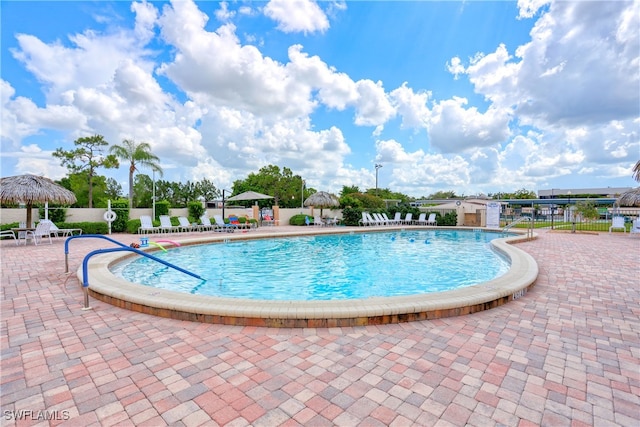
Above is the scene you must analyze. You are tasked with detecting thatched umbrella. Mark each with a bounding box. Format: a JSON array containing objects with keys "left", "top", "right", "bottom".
[
  {"left": 617, "top": 187, "right": 640, "bottom": 207},
  {"left": 304, "top": 191, "right": 339, "bottom": 216},
  {"left": 0, "top": 174, "right": 77, "bottom": 227}
]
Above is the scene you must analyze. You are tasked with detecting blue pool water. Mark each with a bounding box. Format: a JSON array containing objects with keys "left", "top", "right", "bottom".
[{"left": 112, "top": 230, "right": 510, "bottom": 300}]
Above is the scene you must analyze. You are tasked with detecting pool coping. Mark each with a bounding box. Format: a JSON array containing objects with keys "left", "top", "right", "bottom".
[{"left": 80, "top": 227, "right": 539, "bottom": 327}]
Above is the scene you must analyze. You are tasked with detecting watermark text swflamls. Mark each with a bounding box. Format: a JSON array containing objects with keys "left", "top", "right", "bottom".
[{"left": 3, "top": 410, "right": 71, "bottom": 421}]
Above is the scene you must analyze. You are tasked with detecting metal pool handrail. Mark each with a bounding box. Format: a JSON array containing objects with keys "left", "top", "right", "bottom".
[{"left": 64, "top": 234, "right": 203, "bottom": 309}]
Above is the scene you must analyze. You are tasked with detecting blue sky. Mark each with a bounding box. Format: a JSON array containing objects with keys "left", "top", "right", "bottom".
[{"left": 1, "top": 0, "right": 638, "bottom": 198}]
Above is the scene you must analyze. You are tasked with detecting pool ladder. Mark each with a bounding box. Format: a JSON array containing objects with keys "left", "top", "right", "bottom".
[
  {"left": 502, "top": 217, "right": 533, "bottom": 239},
  {"left": 64, "top": 234, "right": 202, "bottom": 310}
]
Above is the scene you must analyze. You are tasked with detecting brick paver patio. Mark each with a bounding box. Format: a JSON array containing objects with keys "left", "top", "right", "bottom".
[{"left": 1, "top": 228, "right": 639, "bottom": 426}]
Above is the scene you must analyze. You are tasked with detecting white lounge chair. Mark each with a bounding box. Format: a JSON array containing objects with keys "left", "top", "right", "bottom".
[
  {"left": 159, "top": 215, "right": 180, "bottom": 234},
  {"left": 359, "top": 212, "right": 372, "bottom": 226},
  {"left": 609, "top": 216, "right": 626, "bottom": 233},
  {"left": 178, "top": 216, "right": 199, "bottom": 232},
  {"left": 40, "top": 219, "right": 82, "bottom": 237},
  {"left": 313, "top": 216, "right": 325, "bottom": 227},
  {"left": 426, "top": 213, "right": 437, "bottom": 226},
  {"left": 382, "top": 213, "right": 394, "bottom": 225},
  {"left": 23, "top": 221, "right": 52, "bottom": 245},
  {"left": 391, "top": 212, "right": 402, "bottom": 225},
  {"left": 139, "top": 215, "right": 159, "bottom": 234},
  {"left": 415, "top": 213, "right": 427, "bottom": 225},
  {"left": 199, "top": 215, "right": 216, "bottom": 232},
  {"left": 372, "top": 213, "right": 387, "bottom": 226},
  {"left": 0, "top": 230, "right": 18, "bottom": 245},
  {"left": 631, "top": 218, "right": 640, "bottom": 235},
  {"left": 403, "top": 213, "right": 413, "bottom": 225},
  {"left": 213, "top": 215, "right": 236, "bottom": 232}
]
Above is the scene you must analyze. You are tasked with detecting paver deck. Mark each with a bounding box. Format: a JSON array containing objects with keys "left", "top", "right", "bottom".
[{"left": 1, "top": 227, "right": 639, "bottom": 426}]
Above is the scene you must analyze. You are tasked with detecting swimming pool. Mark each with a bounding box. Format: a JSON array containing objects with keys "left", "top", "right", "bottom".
[
  {"left": 82, "top": 227, "right": 538, "bottom": 327},
  {"left": 112, "top": 230, "right": 510, "bottom": 300}
]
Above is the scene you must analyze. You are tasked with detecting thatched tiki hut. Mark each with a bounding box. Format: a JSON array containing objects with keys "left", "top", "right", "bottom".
[
  {"left": 0, "top": 174, "right": 77, "bottom": 227},
  {"left": 304, "top": 191, "right": 339, "bottom": 216},
  {"left": 617, "top": 187, "right": 640, "bottom": 207}
]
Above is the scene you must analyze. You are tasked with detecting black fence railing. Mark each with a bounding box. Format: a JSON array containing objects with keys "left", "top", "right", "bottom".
[{"left": 501, "top": 205, "right": 639, "bottom": 233}]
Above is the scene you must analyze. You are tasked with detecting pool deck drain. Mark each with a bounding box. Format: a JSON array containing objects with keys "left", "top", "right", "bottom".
[{"left": 82, "top": 227, "right": 538, "bottom": 327}]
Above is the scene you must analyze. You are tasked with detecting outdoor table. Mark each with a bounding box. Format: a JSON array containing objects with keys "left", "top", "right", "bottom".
[{"left": 12, "top": 227, "right": 35, "bottom": 245}]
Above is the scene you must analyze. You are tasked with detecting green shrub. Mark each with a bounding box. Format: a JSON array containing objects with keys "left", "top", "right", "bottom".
[
  {"left": 39, "top": 206, "right": 66, "bottom": 223},
  {"left": 341, "top": 207, "right": 362, "bottom": 226},
  {"left": 155, "top": 200, "right": 170, "bottom": 219},
  {"left": 289, "top": 214, "right": 312, "bottom": 226},
  {"left": 188, "top": 201, "right": 205, "bottom": 221},
  {"left": 437, "top": 211, "right": 457, "bottom": 226},
  {"left": 110, "top": 199, "right": 129, "bottom": 232}
]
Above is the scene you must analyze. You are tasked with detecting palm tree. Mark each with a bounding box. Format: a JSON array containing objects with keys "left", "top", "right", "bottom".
[
  {"left": 633, "top": 159, "right": 640, "bottom": 182},
  {"left": 110, "top": 139, "right": 163, "bottom": 208}
]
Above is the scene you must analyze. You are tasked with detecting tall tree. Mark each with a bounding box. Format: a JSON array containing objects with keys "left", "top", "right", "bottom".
[
  {"left": 53, "top": 134, "right": 119, "bottom": 208},
  {"left": 633, "top": 160, "right": 640, "bottom": 182},
  {"left": 232, "top": 165, "right": 303, "bottom": 208},
  {"left": 110, "top": 139, "right": 163, "bottom": 208}
]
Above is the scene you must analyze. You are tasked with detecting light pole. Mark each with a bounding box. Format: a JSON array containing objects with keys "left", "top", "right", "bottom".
[
  {"left": 375, "top": 164, "right": 383, "bottom": 196},
  {"left": 152, "top": 169, "right": 156, "bottom": 220},
  {"left": 567, "top": 190, "right": 575, "bottom": 233},
  {"left": 301, "top": 179, "right": 305, "bottom": 210}
]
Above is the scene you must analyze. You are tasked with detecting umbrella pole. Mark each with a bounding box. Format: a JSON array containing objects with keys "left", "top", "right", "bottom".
[{"left": 26, "top": 202, "right": 33, "bottom": 228}]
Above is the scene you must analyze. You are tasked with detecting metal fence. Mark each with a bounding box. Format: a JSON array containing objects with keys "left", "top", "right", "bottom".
[{"left": 501, "top": 203, "right": 639, "bottom": 233}]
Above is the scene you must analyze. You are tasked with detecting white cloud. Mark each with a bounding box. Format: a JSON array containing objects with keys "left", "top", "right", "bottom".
[
  {"left": 353, "top": 80, "right": 395, "bottom": 127},
  {"left": 389, "top": 83, "right": 430, "bottom": 129},
  {"left": 264, "top": 0, "right": 330, "bottom": 34},
  {"left": 427, "top": 97, "right": 511, "bottom": 153}
]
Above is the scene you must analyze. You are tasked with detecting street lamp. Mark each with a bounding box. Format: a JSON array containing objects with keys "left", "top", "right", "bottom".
[
  {"left": 375, "top": 164, "right": 383, "bottom": 196},
  {"left": 301, "top": 180, "right": 305, "bottom": 210},
  {"left": 152, "top": 169, "right": 156, "bottom": 220}
]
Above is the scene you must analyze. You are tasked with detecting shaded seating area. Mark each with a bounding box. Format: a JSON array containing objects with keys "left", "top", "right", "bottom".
[{"left": 21, "top": 221, "right": 52, "bottom": 245}]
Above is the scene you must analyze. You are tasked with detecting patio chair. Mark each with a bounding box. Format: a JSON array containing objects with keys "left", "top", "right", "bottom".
[
  {"left": 262, "top": 215, "right": 275, "bottom": 226},
  {"left": 381, "top": 213, "right": 394, "bottom": 225},
  {"left": 631, "top": 218, "right": 640, "bottom": 235},
  {"left": 178, "top": 216, "right": 199, "bottom": 232},
  {"left": 415, "top": 213, "right": 427, "bottom": 226},
  {"left": 358, "top": 212, "right": 370, "bottom": 226},
  {"left": 373, "top": 213, "right": 388, "bottom": 226},
  {"left": 609, "top": 216, "right": 626, "bottom": 233},
  {"left": 403, "top": 213, "right": 413, "bottom": 225},
  {"left": 326, "top": 216, "right": 339, "bottom": 227},
  {"left": 391, "top": 212, "right": 402, "bottom": 225},
  {"left": 426, "top": 213, "right": 437, "bottom": 226},
  {"left": 199, "top": 215, "right": 217, "bottom": 232},
  {"left": 313, "top": 216, "right": 325, "bottom": 227},
  {"left": 159, "top": 215, "right": 180, "bottom": 234},
  {"left": 213, "top": 215, "right": 236, "bottom": 232},
  {"left": 0, "top": 230, "right": 18, "bottom": 245},
  {"left": 139, "top": 215, "right": 159, "bottom": 234},
  {"left": 40, "top": 219, "right": 82, "bottom": 237},
  {"left": 23, "top": 221, "right": 52, "bottom": 245}
]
